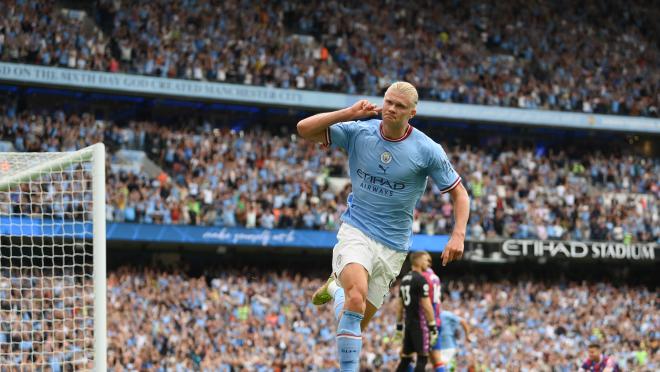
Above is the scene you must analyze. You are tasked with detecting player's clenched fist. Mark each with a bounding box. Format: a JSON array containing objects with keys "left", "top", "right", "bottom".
[{"left": 349, "top": 99, "right": 382, "bottom": 119}]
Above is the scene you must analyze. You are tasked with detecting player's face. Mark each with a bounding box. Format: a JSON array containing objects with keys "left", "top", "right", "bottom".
[
  {"left": 382, "top": 89, "right": 416, "bottom": 126},
  {"left": 420, "top": 254, "right": 431, "bottom": 270},
  {"left": 413, "top": 255, "right": 426, "bottom": 270},
  {"left": 587, "top": 347, "right": 600, "bottom": 361}
]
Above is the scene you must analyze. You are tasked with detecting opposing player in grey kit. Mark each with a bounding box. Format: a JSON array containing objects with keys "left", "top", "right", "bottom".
[{"left": 297, "top": 81, "right": 470, "bottom": 371}]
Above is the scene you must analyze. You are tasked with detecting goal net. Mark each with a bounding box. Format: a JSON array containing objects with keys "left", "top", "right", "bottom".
[{"left": 0, "top": 143, "right": 106, "bottom": 370}]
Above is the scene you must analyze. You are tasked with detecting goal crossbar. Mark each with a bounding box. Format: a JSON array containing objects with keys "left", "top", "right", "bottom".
[{"left": 0, "top": 144, "right": 96, "bottom": 192}]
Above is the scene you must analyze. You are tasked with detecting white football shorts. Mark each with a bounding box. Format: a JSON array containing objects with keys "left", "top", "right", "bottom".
[{"left": 332, "top": 223, "right": 407, "bottom": 308}]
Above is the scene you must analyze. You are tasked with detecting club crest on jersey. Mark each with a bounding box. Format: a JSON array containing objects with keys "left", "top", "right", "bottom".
[{"left": 380, "top": 151, "right": 392, "bottom": 164}]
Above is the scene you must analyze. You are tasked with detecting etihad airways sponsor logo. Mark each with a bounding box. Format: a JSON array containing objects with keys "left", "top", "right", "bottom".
[
  {"left": 502, "top": 240, "right": 656, "bottom": 260},
  {"left": 356, "top": 168, "right": 405, "bottom": 190},
  {"left": 356, "top": 168, "right": 405, "bottom": 197}
]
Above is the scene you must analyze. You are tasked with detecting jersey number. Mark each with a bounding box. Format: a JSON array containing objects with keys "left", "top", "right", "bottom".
[{"left": 401, "top": 285, "right": 411, "bottom": 306}]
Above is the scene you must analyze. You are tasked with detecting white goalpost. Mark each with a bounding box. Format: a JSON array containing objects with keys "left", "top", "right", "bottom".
[{"left": 0, "top": 143, "right": 106, "bottom": 370}]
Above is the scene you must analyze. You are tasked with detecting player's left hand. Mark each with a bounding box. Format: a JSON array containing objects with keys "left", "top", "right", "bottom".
[
  {"left": 428, "top": 324, "right": 439, "bottom": 346},
  {"left": 393, "top": 323, "right": 403, "bottom": 343},
  {"left": 441, "top": 233, "right": 464, "bottom": 266}
]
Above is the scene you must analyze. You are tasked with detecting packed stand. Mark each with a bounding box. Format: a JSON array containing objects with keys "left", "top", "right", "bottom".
[
  {"left": 0, "top": 1, "right": 113, "bottom": 71},
  {"left": 1, "top": 107, "right": 658, "bottom": 243},
  {"left": 104, "top": 267, "right": 657, "bottom": 370},
  {"left": 298, "top": 0, "right": 659, "bottom": 116},
  {"left": 1, "top": 0, "right": 658, "bottom": 116},
  {"left": 0, "top": 107, "right": 350, "bottom": 231},
  {"left": 104, "top": 120, "right": 351, "bottom": 230},
  {"left": 423, "top": 146, "right": 660, "bottom": 243},
  {"left": 2, "top": 266, "right": 658, "bottom": 370},
  {"left": 443, "top": 278, "right": 658, "bottom": 371}
]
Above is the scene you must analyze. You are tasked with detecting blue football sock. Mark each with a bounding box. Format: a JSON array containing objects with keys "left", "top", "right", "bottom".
[
  {"left": 333, "top": 288, "right": 345, "bottom": 321},
  {"left": 336, "top": 310, "right": 363, "bottom": 372},
  {"left": 408, "top": 363, "right": 414, "bottom": 372}
]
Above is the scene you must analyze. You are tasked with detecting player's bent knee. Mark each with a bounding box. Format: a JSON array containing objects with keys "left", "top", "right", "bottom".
[
  {"left": 338, "top": 262, "right": 369, "bottom": 284},
  {"left": 344, "top": 285, "right": 367, "bottom": 313},
  {"left": 338, "top": 262, "right": 369, "bottom": 313}
]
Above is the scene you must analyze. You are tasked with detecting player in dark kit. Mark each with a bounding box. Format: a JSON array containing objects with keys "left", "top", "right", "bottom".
[
  {"left": 395, "top": 251, "right": 439, "bottom": 372},
  {"left": 580, "top": 343, "right": 620, "bottom": 372}
]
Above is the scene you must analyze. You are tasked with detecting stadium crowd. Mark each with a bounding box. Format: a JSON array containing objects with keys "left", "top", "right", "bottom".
[
  {"left": 2, "top": 266, "right": 657, "bottom": 370},
  {"left": 0, "top": 107, "right": 658, "bottom": 243},
  {"left": 105, "top": 268, "right": 660, "bottom": 370},
  {"left": 0, "top": 0, "right": 657, "bottom": 116}
]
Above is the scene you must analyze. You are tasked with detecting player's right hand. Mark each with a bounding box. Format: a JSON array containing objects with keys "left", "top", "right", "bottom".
[
  {"left": 349, "top": 100, "right": 381, "bottom": 119},
  {"left": 441, "top": 233, "right": 465, "bottom": 266}
]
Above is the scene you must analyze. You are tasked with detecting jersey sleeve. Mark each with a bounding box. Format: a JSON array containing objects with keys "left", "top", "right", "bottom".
[
  {"left": 422, "top": 273, "right": 434, "bottom": 294},
  {"left": 326, "top": 121, "right": 359, "bottom": 151},
  {"left": 426, "top": 142, "right": 461, "bottom": 194},
  {"left": 414, "top": 274, "right": 430, "bottom": 298}
]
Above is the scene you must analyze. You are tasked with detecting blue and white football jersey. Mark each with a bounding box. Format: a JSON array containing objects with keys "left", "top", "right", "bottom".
[
  {"left": 439, "top": 310, "right": 463, "bottom": 349},
  {"left": 326, "top": 119, "right": 460, "bottom": 251}
]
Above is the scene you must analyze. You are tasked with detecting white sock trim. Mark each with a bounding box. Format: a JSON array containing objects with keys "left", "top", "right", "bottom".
[{"left": 328, "top": 280, "right": 340, "bottom": 298}]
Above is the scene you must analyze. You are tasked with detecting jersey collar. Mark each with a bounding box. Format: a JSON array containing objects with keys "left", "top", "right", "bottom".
[{"left": 380, "top": 121, "right": 413, "bottom": 142}]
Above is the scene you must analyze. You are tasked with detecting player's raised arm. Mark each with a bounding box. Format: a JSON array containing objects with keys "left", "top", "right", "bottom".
[{"left": 296, "top": 100, "right": 381, "bottom": 144}]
